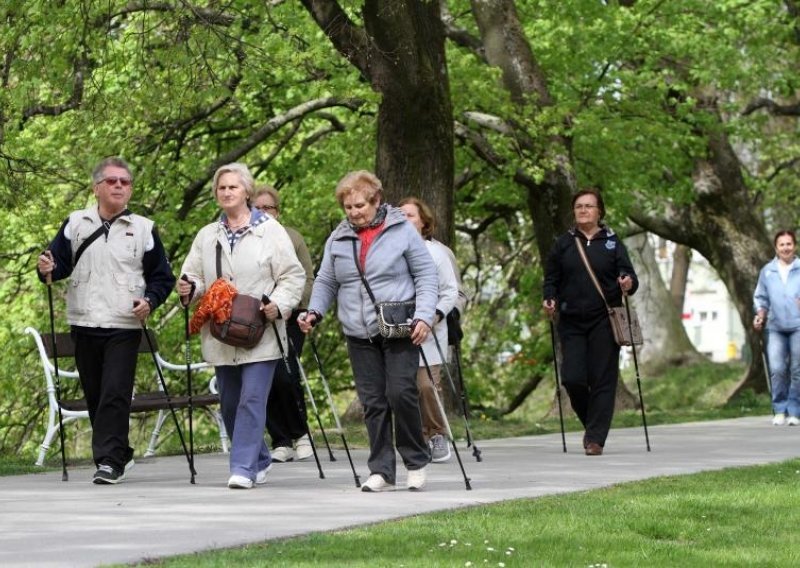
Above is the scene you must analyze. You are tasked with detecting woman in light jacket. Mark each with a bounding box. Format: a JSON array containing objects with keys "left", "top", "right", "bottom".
[
  {"left": 298, "top": 171, "right": 438, "bottom": 492},
  {"left": 399, "top": 197, "right": 458, "bottom": 464},
  {"left": 753, "top": 229, "right": 800, "bottom": 426},
  {"left": 178, "top": 163, "right": 305, "bottom": 489}
]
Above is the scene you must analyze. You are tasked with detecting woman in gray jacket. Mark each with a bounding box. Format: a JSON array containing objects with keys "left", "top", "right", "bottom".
[
  {"left": 178, "top": 163, "right": 305, "bottom": 489},
  {"left": 298, "top": 170, "right": 438, "bottom": 492}
]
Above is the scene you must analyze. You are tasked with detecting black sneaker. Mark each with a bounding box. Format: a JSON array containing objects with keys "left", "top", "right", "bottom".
[
  {"left": 93, "top": 464, "right": 124, "bottom": 485},
  {"left": 123, "top": 448, "right": 135, "bottom": 474}
]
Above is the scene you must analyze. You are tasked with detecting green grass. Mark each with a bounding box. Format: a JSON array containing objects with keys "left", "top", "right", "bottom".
[{"left": 124, "top": 459, "right": 800, "bottom": 567}]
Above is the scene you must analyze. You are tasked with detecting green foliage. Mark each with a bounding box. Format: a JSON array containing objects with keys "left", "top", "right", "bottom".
[{"left": 2, "top": 0, "right": 798, "bottom": 456}]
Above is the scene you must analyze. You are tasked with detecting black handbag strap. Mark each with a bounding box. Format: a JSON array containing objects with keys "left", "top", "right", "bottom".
[
  {"left": 574, "top": 236, "right": 613, "bottom": 311},
  {"left": 73, "top": 225, "right": 105, "bottom": 267},
  {"left": 216, "top": 241, "right": 223, "bottom": 279},
  {"left": 352, "top": 239, "right": 379, "bottom": 307},
  {"left": 73, "top": 209, "right": 130, "bottom": 267}
]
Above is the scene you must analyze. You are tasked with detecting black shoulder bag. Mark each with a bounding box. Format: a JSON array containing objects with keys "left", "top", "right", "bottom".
[{"left": 351, "top": 240, "right": 415, "bottom": 339}]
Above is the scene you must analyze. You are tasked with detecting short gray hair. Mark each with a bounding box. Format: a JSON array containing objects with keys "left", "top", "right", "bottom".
[
  {"left": 212, "top": 163, "right": 255, "bottom": 202},
  {"left": 91, "top": 157, "right": 132, "bottom": 184}
]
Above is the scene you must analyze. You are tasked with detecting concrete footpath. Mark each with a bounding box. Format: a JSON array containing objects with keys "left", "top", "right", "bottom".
[{"left": 1, "top": 416, "right": 798, "bottom": 567}]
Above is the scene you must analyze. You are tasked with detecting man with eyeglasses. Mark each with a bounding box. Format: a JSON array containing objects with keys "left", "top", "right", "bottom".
[
  {"left": 253, "top": 185, "right": 316, "bottom": 462},
  {"left": 36, "top": 157, "right": 175, "bottom": 484}
]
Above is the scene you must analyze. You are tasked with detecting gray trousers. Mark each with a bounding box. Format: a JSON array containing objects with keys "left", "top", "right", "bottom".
[{"left": 346, "top": 335, "right": 430, "bottom": 484}]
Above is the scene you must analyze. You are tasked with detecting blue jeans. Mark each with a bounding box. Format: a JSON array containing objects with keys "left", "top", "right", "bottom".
[
  {"left": 216, "top": 361, "right": 277, "bottom": 480},
  {"left": 766, "top": 329, "right": 800, "bottom": 417}
]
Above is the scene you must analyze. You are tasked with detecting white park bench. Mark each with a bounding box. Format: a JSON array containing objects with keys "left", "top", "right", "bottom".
[{"left": 26, "top": 326, "right": 229, "bottom": 466}]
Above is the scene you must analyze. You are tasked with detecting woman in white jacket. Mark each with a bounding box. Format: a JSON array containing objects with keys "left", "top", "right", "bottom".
[
  {"left": 177, "top": 163, "right": 305, "bottom": 489},
  {"left": 399, "top": 197, "right": 458, "bottom": 464}
]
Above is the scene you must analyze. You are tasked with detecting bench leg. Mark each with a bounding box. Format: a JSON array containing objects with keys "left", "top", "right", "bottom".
[
  {"left": 212, "top": 409, "right": 230, "bottom": 454},
  {"left": 36, "top": 415, "right": 79, "bottom": 466},
  {"left": 144, "top": 409, "right": 170, "bottom": 458}
]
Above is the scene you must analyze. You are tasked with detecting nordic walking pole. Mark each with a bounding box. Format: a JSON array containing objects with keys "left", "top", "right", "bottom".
[
  {"left": 759, "top": 334, "right": 772, "bottom": 396},
  {"left": 420, "top": 348, "right": 471, "bottom": 490},
  {"left": 179, "top": 275, "right": 197, "bottom": 484},
  {"left": 624, "top": 294, "right": 651, "bottom": 451},
  {"left": 307, "top": 334, "right": 361, "bottom": 487},
  {"left": 136, "top": 303, "right": 197, "bottom": 481},
  {"left": 287, "top": 335, "right": 335, "bottom": 461},
  {"left": 264, "top": 296, "right": 325, "bottom": 479},
  {"left": 548, "top": 319, "right": 567, "bottom": 453},
  {"left": 450, "top": 340, "right": 475, "bottom": 448},
  {"left": 43, "top": 250, "right": 69, "bottom": 481},
  {"left": 431, "top": 333, "right": 482, "bottom": 462}
]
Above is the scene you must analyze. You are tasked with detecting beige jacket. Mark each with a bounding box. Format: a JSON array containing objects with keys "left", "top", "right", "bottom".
[
  {"left": 67, "top": 207, "right": 153, "bottom": 329},
  {"left": 180, "top": 217, "right": 306, "bottom": 366}
]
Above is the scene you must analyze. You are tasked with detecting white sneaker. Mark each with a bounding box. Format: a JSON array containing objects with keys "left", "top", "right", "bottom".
[
  {"left": 773, "top": 413, "right": 787, "bottom": 426},
  {"left": 294, "top": 434, "right": 313, "bottom": 461},
  {"left": 256, "top": 464, "right": 273, "bottom": 485},
  {"left": 361, "top": 473, "right": 395, "bottom": 493},
  {"left": 406, "top": 466, "right": 427, "bottom": 491},
  {"left": 271, "top": 446, "right": 295, "bottom": 463},
  {"left": 227, "top": 474, "right": 254, "bottom": 489},
  {"left": 787, "top": 416, "right": 800, "bottom": 426}
]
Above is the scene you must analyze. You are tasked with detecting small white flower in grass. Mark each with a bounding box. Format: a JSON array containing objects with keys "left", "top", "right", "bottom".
[
  {"left": 439, "top": 543, "right": 448, "bottom": 547},
  {"left": 484, "top": 540, "right": 490, "bottom": 544},
  {"left": 465, "top": 562, "right": 472, "bottom": 567},
  {"left": 486, "top": 547, "right": 495, "bottom": 552},
  {"left": 505, "top": 551, "right": 512, "bottom": 556},
  {"left": 451, "top": 539, "right": 458, "bottom": 545},
  {"left": 507, "top": 547, "right": 515, "bottom": 552},
  {"left": 499, "top": 563, "right": 506, "bottom": 567}
]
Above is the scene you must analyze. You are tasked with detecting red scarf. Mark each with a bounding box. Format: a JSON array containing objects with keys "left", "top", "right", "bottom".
[{"left": 357, "top": 223, "right": 384, "bottom": 271}]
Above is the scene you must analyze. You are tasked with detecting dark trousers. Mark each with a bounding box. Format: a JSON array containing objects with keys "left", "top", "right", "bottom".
[
  {"left": 346, "top": 335, "right": 430, "bottom": 485},
  {"left": 266, "top": 317, "right": 308, "bottom": 447},
  {"left": 72, "top": 328, "right": 141, "bottom": 472},
  {"left": 558, "top": 312, "right": 620, "bottom": 447}
]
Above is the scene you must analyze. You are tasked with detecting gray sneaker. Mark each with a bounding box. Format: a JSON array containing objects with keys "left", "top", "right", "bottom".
[{"left": 430, "top": 434, "right": 451, "bottom": 463}]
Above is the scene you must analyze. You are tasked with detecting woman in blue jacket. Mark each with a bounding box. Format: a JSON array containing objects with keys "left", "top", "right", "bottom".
[
  {"left": 753, "top": 230, "right": 800, "bottom": 426},
  {"left": 299, "top": 171, "right": 438, "bottom": 492}
]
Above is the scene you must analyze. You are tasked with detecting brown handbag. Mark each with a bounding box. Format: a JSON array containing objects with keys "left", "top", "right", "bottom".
[
  {"left": 574, "top": 237, "right": 643, "bottom": 347},
  {"left": 209, "top": 242, "right": 267, "bottom": 349}
]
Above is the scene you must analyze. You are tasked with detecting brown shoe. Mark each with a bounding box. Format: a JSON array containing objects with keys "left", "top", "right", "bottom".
[{"left": 585, "top": 442, "right": 603, "bottom": 456}]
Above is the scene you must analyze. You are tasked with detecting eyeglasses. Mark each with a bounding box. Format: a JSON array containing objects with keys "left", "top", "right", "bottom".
[
  {"left": 573, "top": 204, "right": 598, "bottom": 211},
  {"left": 99, "top": 176, "right": 132, "bottom": 187},
  {"left": 256, "top": 205, "right": 278, "bottom": 213}
]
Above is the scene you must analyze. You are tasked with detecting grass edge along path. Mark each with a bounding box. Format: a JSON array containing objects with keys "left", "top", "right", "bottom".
[{"left": 127, "top": 458, "right": 800, "bottom": 568}]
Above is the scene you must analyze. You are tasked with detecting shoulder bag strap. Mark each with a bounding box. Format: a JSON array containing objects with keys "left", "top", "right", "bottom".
[
  {"left": 216, "top": 241, "right": 223, "bottom": 279},
  {"left": 352, "top": 239, "right": 378, "bottom": 307},
  {"left": 72, "top": 225, "right": 105, "bottom": 267},
  {"left": 574, "top": 236, "right": 612, "bottom": 311},
  {"left": 73, "top": 210, "right": 131, "bottom": 267}
]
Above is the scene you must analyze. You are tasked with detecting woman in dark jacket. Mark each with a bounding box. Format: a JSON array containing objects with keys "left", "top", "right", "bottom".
[{"left": 542, "top": 188, "right": 638, "bottom": 456}]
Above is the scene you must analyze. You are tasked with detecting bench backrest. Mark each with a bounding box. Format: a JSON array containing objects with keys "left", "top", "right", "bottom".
[{"left": 42, "top": 329, "right": 159, "bottom": 358}]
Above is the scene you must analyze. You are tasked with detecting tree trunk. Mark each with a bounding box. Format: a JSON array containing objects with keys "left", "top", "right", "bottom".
[
  {"left": 623, "top": 233, "right": 702, "bottom": 372},
  {"left": 470, "top": 0, "right": 576, "bottom": 262},
  {"left": 301, "top": 0, "right": 454, "bottom": 243},
  {"left": 670, "top": 244, "right": 691, "bottom": 314},
  {"left": 629, "top": 100, "right": 772, "bottom": 398}
]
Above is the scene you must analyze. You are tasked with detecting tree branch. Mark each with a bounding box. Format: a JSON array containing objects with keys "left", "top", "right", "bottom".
[
  {"left": 299, "top": 0, "right": 371, "bottom": 77},
  {"left": 177, "top": 96, "right": 364, "bottom": 219},
  {"left": 742, "top": 97, "right": 800, "bottom": 116},
  {"left": 439, "top": 1, "right": 486, "bottom": 61}
]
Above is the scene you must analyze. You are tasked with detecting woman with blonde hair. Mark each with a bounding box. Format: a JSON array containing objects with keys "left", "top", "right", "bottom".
[
  {"left": 177, "top": 163, "right": 305, "bottom": 488},
  {"left": 299, "top": 171, "right": 438, "bottom": 492}
]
